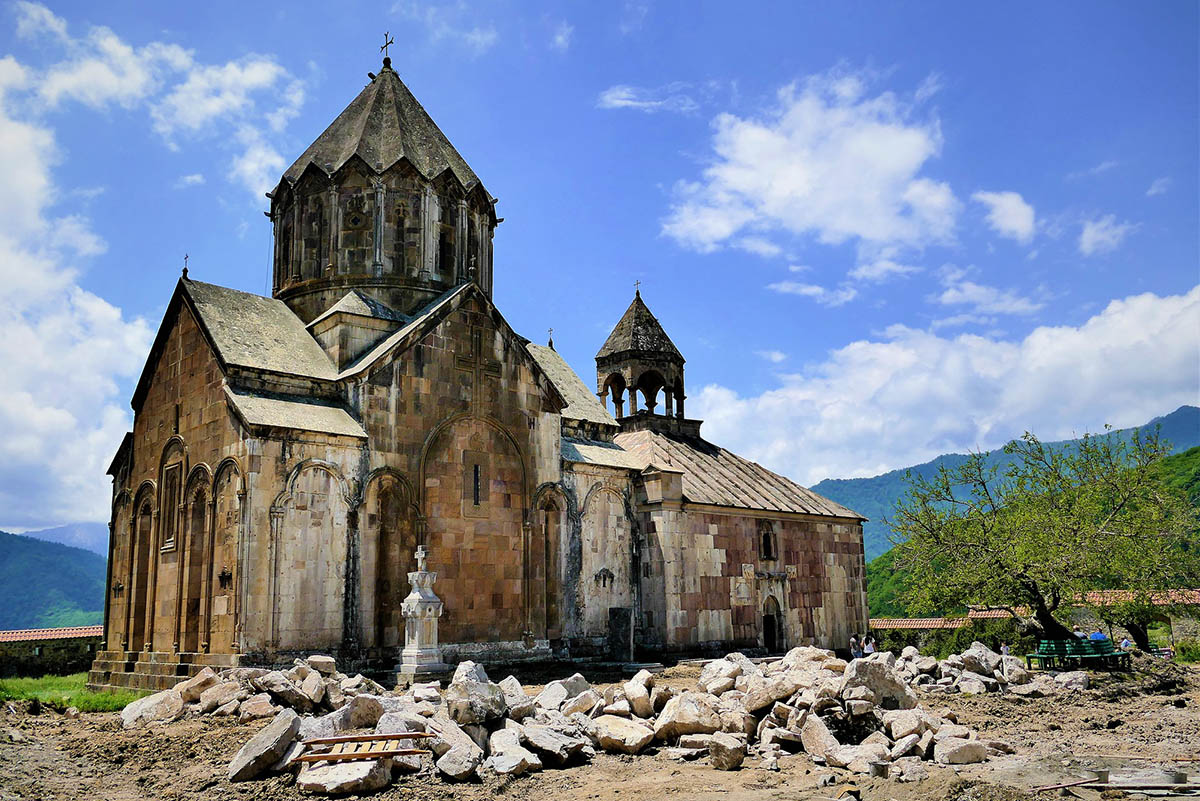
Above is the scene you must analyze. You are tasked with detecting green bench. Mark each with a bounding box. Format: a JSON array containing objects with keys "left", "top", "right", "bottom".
[{"left": 1025, "top": 638, "right": 1131, "bottom": 671}]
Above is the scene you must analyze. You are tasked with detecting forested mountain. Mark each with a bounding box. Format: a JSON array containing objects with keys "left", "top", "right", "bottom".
[
  {"left": 0, "top": 531, "right": 106, "bottom": 629},
  {"left": 813, "top": 405, "right": 1199, "bottom": 561}
]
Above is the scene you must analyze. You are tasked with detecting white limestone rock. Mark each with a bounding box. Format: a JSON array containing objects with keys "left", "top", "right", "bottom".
[
  {"left": 174, "top": 667, "right": 218, "bottom": 704},
  {"left": 840, "top": 659, "right": 917, "bottom": 710},
  {"left": 445, "top": 679, "right": 507, "bottom": 726},
  {"left": 497, "top": 675, "right": 535, "bottom": 720},
  {"left": 1055, "top": 671, "right": 1089, "bottom": 691},
  {"left": 488, "top": 728, "right": 543, "bottom": 774},
  {"left": 799, "top": 714, "right": 840, "bottom": 759},
  {"left": 708, "top": 731, "right": 745, "bottom": 770},
  {"left": 214, "top": 699, "right": 241, "bottom": 717},
  {"left": 255, "top": 671, "right": 312, "bottom": 712},
  {"left": 121, "top": 689, "right": 184, "bottom": 729},
  {"left": 561, "top": 689, "right": 601, "bottom": 717},
  {"left": 305, "top": 654, "right": 337, "bottom": 675},
  {"left": 520, "top": 723, "right": 589, "bottom": 765},
  {"left": 698, "top": 658, "right": 743, "bottom": 693},
  {"left": 890, "top": 733, "right": 921, "bottom": 760},
  {"left": 228, "top": 709, "right": 300, "bottom": 782},
  {"left": 826, "top": 742, "right": 890, "bottom": 773},
  {"left": 411, "top": 681, "right": 442, "bottom": 705},
  {"left": 199, "top": 681, "right": 247, "bottom": 714},
  {"left": 654, "top": 691, "right": 722, "bottom": 740},
  {"left": 296, "top": 758, "right": 392, "bottom": 794},
  {"left": 534, "top": 673, "right": 590, "bottom": 711},
  {"left": 452, "top": 660, "right": 490, "bottom": 684},
  {"left": 237, "top": 693, "right": 277, "bottom": 722},
  {"left": 960, "top": 642, "right": 1002, "bottom": 676},
  {"left": 934, "top": 737, "right": 988, "bottom": 764},
  {"left": 300, "top": 671, "right": 326, "bottom": 706},
  {"left": 624, "top": 669, "right": 655, "bottom": 718},
  {"left": 958, "top": 678, "right": 988, "bottom": 695},
  {"left": 999, "top": 656, "right": 1031, "bottom": 685},
  {"left": 590, "top": 715, "right": 654, "bottom": 754},
  {"left": 883, "top": 709, "right": 924, "bottom": 740}
]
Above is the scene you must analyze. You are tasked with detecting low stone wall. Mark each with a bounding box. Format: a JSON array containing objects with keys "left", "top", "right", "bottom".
[{"left": 0, "top": 636, "right": 102, "bottom": 678}]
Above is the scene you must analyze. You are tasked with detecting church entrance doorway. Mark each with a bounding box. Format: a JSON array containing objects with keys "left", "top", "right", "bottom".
[{"left": 762, "top": 595, "right": 783, "bottom": 653}]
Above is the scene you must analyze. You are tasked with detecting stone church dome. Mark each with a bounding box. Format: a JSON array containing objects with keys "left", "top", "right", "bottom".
[{"left": 267, "top": 57, "right": 498, "bottom": 324}]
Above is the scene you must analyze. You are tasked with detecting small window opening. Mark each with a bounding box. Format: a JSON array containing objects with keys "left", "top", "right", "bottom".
[
  {"left": 174, "top": 403, "right": 180, "bottom": 434},
  {"left": 472, "top": 464, "right": 481, "bottom": 506}
]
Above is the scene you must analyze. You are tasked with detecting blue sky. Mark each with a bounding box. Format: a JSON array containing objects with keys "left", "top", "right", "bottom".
[{"left": 0, "top": 1, "right": 1196, "bottom": 531}]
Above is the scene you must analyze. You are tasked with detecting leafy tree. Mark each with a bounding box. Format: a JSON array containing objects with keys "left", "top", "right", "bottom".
[{"left": 890, "top": 428, "right": 1198, "bottom": 643}]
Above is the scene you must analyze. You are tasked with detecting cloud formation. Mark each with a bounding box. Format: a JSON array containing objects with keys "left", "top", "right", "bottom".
[
  {"left": 661, "top": 69, "right": 957, "bottom": 256},
  {"left": 392, "top": 0, "right": 499, "bottom": 56},
  {"left": 1079, "top": 214, "right": 1137, "bottom": 256},
  {"left": 766, "top": 280, "right": 857, "bottom": 307},
  {"left": 596, "top": 83, "right": 699, "bottom": 114},
  {"left": 1146, "top": 177, "right": 1171, "bottom": 197},
  {"left": 972, "top": 190, "right": 1035, "bottom": 244},
  {"left": 694, "top": 286, "right": 1200, "bottom": 486},
  {"left": 551, "top": 21, "right": 574, "bottom": 52}
]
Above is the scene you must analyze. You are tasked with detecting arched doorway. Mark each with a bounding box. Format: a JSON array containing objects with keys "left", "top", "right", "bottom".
[{"left": 763, "top": 595, "right": 783, "bottom": 654}]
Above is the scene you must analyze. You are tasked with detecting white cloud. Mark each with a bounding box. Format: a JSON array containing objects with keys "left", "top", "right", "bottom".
[
  {"left": 619, "top": 1, "right": 649, "bottom": 34},
  {"left": 392, "top": 0, "right": 498, "bottom": 55},
  {"left": 694, "top": 286, "right": 1200, "bottom": 486},
  {"left": 849, "top": 256, "right": 921, "bottom": 282},
  {"left": 934, "top": 266, "right": 1042, "bottom": 316},
  {"left": 0, "top": 57, "right": 152, "bottom": 529},
  {"left": 756, "top": 350, "right": 788, "bottom": 363},
  {"left": 767, "top": 280, "right": 857, "bottom": 307},
  {"left": 551, "top": 21, "right": 574, "bottom": 52},
  {"left": 1079, "top": 214, "right": 1137, "bottom": 256},
  {"left": 1066, "top": 159, "right": 1118, "bottom": 180},
  {"left": 596, "top": 83, "right": 698, "bottom": 114},
  {"left": 735, "top": 236, "right": 783, "bottom": 258},
  {"left": 1146, "top": 177, "right": 1171, "bottom": 197},
  {"left": 14, "top": 4, "right": 301, "bottom": 202},
  {"left": 972, "top": 189, "right": 1035, "bottom": 244},
  {"left": 662, "top": 69, "right": 957, "bottom": 255},
  {"left": 229, "top": 125, "right": 285, "bottom": 199},
  {"left": 175, "top": 172, "right": 205, "bottom": 188}
]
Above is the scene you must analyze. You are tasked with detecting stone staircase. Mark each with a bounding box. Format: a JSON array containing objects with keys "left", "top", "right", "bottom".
[{"left": 87, "top": 650, "right": 244, "bottom": 693}]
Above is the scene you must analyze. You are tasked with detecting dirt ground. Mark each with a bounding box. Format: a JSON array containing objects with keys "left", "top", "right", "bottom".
[{"left": 1, "top": 656, "right": 1196, "bottom": 801}]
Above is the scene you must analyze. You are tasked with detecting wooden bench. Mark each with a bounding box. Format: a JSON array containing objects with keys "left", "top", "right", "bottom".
[{"left": 1026, "top": 638, "right": 1131, "bottom": 671}]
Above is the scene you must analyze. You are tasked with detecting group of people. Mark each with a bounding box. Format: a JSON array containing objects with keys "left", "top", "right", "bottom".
[
  {"left": 1074, "top": 624, "right": 1137, "bottom": 650},
  {"left": 848, "top": 633, "right": 877, "bottom": 659}
]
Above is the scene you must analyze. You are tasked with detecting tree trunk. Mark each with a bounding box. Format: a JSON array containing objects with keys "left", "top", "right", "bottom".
[
  {"left": 1123, "top": 621, "right": 1151, "bottom": 651},
  {"left": 1030, "top": 603, "right": 1075, "bottom": 641}
]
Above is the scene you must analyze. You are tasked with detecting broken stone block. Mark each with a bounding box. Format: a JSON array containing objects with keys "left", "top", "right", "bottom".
[
  {"left": 678, "top": 733, "right": 714, "bottom": 749},
  {"left": 534, "top": 673, "right": 590, "bottom": 711},
  {"left": 799, "top": 714, "right": 840, "bottom": 759},
  {"left": 488, "top": 728, "right": 542, "bottom": 774},
  {"left": 306, "top": 654, "right": 338, "bottom": 675},
  {"left": 698, "top": 658, "right": 743, "bottom": 693},
  {"left": 883, "top": 709, "right": 923, "bottom": 740},
  {"left": 1055, "top": 671, "right": 1089, "bottom": 691},
  {"left": 199, "top": 681, "right": 247, "bottom": 713},
  {"left": 934, "top": 737, "right": 987, "bottom": 764},
  {"left": 826, "top": 742, "right": 890, "bottom": 773},
  {"left": 214, "top": 699, "right": 241, "bottom": 717},
  {"left": 452, "top": 660, "right": 490, "bottom": 684},
  {"left": 890, "top": 733, "right": 921, "bottom": 760},
  {"left": 228, "top": 709, "right": 300, "bottom": 782},
  {"left": 374, "top": 713, "right": 428, "bottom": 773},
  {"left": 894, "top": 756, "right": 930, "bottom": 781},
  {"left": 340, "top": 674, "right": 386, "bottom": 696},
  {"left": 901, "top": 646, "right": 920, "bottom": 660},
  {"left": 654, "top": 691, "right": 722, "bottom": 740},
  {"left": 624, "top": 673, "right": 655, "bottom": 718},
  {"left": 602, "top": 698, "right": 632, "bottom": 717},
  {"left": 933, "top": 723, "right": 972, "bottom": 742},
  {"left": 591, "top": 715, "right": 655, "bottom": 754},
  {"left": 840, "top": 659, "right": 917, "bottom": 710},
  {"left": 238, "top": 693, "right": 277, "bottom": 722},
  {"left": 650, "top": 684, "right": 675, "bottom": 713},
  {"left": 121, "top": 689, "right": 184, "bottom": 729},
  {"left": 411, "top": 681, "right": 442, "bottom": 705},
  {"left": 445, "top": 679, "right": 507, "bottom": 726},
  {"left": 255, "top": 671, "right": 312, "bottom": 712},
  {"left": 960, "top": 642, "right": 1002, "bottom": 676},
  {"left": 958, "top": 678, "right": 988, "bottom": 695},
  {"left": 300, "top": 671, "right": 325, "bottom": 706},
  {"left": 497, "top": 676, "right": 534, "bottom": 720},
  {"left": 297, "top": 758, "right": 392, "bottom": 793},
  {"left": 708, "top": 731, "right": 745, "bottom": 770},
  {"left": 861, "top": 730, "right": 891, "bottom": 748},
  {"left": 520, "top": 723, "right": 589, "bottom": 765},
  {"left": 561, "top": 689, "right": 601, "bottom": 717},
  {"left": 719, "top": 707, "right": 757, "bottom": 738},
  {"left": 846, "top": 699, "right": 874, "bottom": 716},
  {"left": 174, "top": 667, "right": 218, "bottom": 703}
]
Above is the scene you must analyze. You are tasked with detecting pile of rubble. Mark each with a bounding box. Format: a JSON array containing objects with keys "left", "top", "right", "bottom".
[
  {"left": 119, "top": 654, "right": 387, "bottom": 729},
  {"left": 893, "top": 642, "right": 1089, "bottom": 697},
  {"left": 121, "top": 647, "right": 1015, "bottom": 793}
]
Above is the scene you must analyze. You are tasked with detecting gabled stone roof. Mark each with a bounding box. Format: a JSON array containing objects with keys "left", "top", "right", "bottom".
[
  {"left": 614, "top": 428, "right": 865, "bottom": 519},
  {"left": 225, "top": 387, "right": 366, "bottom": 439},
  {"left": 307, "top": 290, "right": 406, "bottom": 329},
  {"left": 184, "top": 280, "right": 338, "bottom": 381},
  {"left": 281, "top": 63, "right": 483, "bottom": 194},
  {"left": 597, "top": 291, "right": 683, "bottom": 361},
  {"left": 526, "top": 344, "right": 616, "bottom": 427}
]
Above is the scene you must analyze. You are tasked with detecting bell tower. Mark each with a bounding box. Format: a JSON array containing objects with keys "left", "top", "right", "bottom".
[
  {"left": 267, "top": 57, "right": 498, "bottom": 323},
  {"left": 596, "top": 288, "right": 686, "bottom": 420}
]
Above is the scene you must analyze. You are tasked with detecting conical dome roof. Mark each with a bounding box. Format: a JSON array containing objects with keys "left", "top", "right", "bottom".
[
  {"left": 597, "top": 291, "right": 683, "bottom": 361},
  {"left": 280, "top": 60, "right": 485, "bottom": 195}
]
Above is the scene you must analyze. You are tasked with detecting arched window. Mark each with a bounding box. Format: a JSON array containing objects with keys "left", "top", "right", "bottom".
[{"left": 759, "top": 521, "right": 777, "bottom": 561}]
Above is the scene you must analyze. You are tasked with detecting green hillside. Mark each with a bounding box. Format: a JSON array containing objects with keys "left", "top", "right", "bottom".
[
  {"left": 0, "top": 531, "right": 106, "bottom": 630},
  {"left": 864, "top": 443, "right": 1200, "bottom": 618},
  {"left": 814, "top": 405, "right": 1200, "bottom": 560}
]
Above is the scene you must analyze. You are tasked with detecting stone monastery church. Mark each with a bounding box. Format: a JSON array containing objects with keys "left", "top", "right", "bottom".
[{"left": 89, "top": 58, "right": 867, "bottom": 691}]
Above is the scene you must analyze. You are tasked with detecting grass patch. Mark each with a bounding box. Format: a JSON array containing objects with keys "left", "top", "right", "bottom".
[{"left": 0, "top": 672, "right": 147, "bottom": 712}]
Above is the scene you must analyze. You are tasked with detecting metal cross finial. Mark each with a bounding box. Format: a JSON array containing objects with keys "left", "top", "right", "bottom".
[
  {"left": 182, "top": 253, "right": 189, "bottom": 278},
  {"left": 634, "top": 279, "right": 641, "bottom": 296},
  {"left": 547, "top": 327, "right": 554, "bottom": 348},
  {"left": 381, "top": 31, "right": 395, "bottom": 59}
]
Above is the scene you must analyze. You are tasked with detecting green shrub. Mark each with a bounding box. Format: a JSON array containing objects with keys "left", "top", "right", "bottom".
[
  {"left": 0, "top": 672, "right": 146, "bottom": 712},
  {"left": 870, "top": 618, "right": 1035, "bottom": 660},
  {"left": 1175, "top": 639, "right": 1200, "bottom": 663}
]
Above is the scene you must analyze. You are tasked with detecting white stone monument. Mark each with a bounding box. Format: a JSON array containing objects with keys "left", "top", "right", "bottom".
[{"left": 395, "top": 545, "right": 452, "bottom": 685}]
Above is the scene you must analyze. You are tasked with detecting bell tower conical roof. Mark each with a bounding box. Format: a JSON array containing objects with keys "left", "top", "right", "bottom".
[
  {"left": 596, "top": 289, "right": 683, "bottom": 361},
  {"left": 278, "top": 59, "right": 487, "bottom": 202}
]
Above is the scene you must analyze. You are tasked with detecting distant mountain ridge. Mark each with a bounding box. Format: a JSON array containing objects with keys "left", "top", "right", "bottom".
[
  {"left": 16, "top": 522, "right": 109, "bottom": 555},
  {"left": 0, "top": 531, "right": 106, "bottom": 630},
  {"left": 811, "top": 405, "right": 1200, "bottom": 560}
]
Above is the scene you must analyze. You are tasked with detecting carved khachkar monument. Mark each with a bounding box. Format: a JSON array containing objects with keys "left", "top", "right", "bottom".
[
  {"left": 396, "top": 546, "right": 451, "bottom": 684},
  {"left": 88, "top": 55, "right": 867, "bottom": 692}
]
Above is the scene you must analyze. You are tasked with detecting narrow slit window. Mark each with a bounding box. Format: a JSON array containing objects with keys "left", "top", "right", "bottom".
[{"left": 472, "top": 464, "right": 481, "bottom": 506}]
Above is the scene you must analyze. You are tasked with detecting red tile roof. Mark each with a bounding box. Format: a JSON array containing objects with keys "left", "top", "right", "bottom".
[
  {"left": 0, "top": 625, "right": 103, "bottom": 643},
  {"left": 868, "top": 617, "right": 968, "bottom": 630}
]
